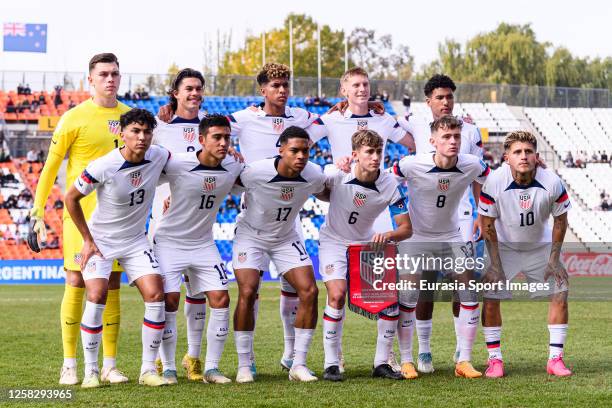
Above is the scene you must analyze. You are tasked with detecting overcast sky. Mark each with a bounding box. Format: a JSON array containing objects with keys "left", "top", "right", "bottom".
[{"left": 1, "top": 0, "right": 611, "bottom": 76}]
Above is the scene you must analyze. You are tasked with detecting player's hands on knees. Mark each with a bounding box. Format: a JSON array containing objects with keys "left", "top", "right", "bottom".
[
  {"left": 544, "top": 260, "right": 569, "bottom": 288},
  {"left": 157, "top": 104, "right": 174, "bottom": 123},
  {"left": 228, "top": 146, "right": 244, "bottom": 163},
  {"left": 335, "top": 156, "right": 351, "bottom": 173},
  {"left": 370, "top": 232, "right": 390, "bottom": 253},
  {"left": 26, "top": 208, "right": 47, "bottom": 253},
  {"left": 79, "top": 239, "right": 103, "bottom": 272},
  {"left": 163, "top": 196, "right": 171, "bottom": 214}
]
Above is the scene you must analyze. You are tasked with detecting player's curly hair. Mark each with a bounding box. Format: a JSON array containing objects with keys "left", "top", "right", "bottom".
[
  {"left": 120, "top": 108, "right": 157, "bottom": 131},
  {"left": 168, "top": 68, "right": 205, "bottom": 112},
  {"left": 256, "top": 63, "right": 291, "bottom": 85},
  {"left": 352, "top": 130, "right": 383, "bottom": 151},
  {"left": 424, "top": 74, "right": 456, "bottom": 97},
  {"left": 430, "top": 115, "right": 462, "bottom": 133},
  {"left": 199, "top": 114, "right": 230, "bottom": 136},
  {"left": 504, "top": 130, "right": 537, "bottom": 151},
  {"left": 278, "top": 126, "right": 310, "bottom": 145}
]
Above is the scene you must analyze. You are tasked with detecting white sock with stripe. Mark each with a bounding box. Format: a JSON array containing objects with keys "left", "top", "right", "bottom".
[
  {"left": 141, "top": 301, "right": 165, "bottom": 375},
  {"left": 81, "top": 301, "right": 105, "bottom": 374}
]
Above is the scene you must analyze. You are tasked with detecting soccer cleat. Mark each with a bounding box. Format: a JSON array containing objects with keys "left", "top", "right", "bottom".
[
  {"left": 547, "top": 355, "right": 572, "bottom": 377},
  {"left": 139, "top": 370, "right": 167, "bottom": 387},
  {"left": 181, "top": 354, "right": 203, "bottom": 381},
  {"left": 417, "top": 352, "right": 435, "bottom": 373},
  {"left": 59, "top": 366, "right": 78, "bottom": 385},
  {"left": 401, "top": 362, "right": 418, "bottom": 379},
  {"left": 236, "top": 366, "right": 254, "bottom": 383},
  {"left": 204, "top": 369, "right": 232, "bottom": 384},
  {"left": 155, "top": 358, "right": 162, "bottom": 375},
  {"left": 81, "top": 369, "right": 101, "bottom": 389},
  {"left": 101, "top": 366, "right": 129, "bottom": 384},
  {"left": 387, "top": 350, "right": 401, "bottom": 373},
  {"left": 455, "top": 361, "right": 483, "bottom": 378},
  {"left": 280, "top": 357, "right": 293, "bottom": 371},
  {"left": 323, "top": 365, "right": 344, "bottom": 382},
  {"left": 372, "top": 364, "right": 403, "bottom": 380},
  {"left": 338, "top": 351, "right": 346, "bottom": 374},
  {"left": 289, "top": 365, "right": 318, "bottom": 382},
  {"left": 250, "top": 361, "right": 257, "bottom": 377},
  {"left": 485, "top": 359, "right": 505, "bottom": 378},
  {"left": 162, "top": 369, "right": 178, "bottom": 385}
]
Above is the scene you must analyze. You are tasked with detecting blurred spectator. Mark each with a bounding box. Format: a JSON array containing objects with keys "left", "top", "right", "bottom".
[
  {"left": 0, "top": 148, "right": 11, "bottom": 163},
  {"left": 575, "top": 150, "right": 586, "bottom": 168},
  {"left": 26, "top": 149, "right": 38, "bottom": 163},
  {"left": 68, "top": 100, "right": 76, "bottom": 110},
  {"left": 47, "top": 234, "right": 60, "bottom": 249},
  {"left": 601, "top": 150, "right": 608, "bottom": 163},
  {"left": 18, "top": 99, "right": 30, "bottom": 114},
  {"left": 564, "top": 152, "right": 575, "bottom": 167},
  {"left": 53, "top": 198, "right": 64, "bottom": 209},
  {"left": 24, "top": 84, "right": 31, "bottom": 95},
  {"left": 304, "top": 95, "right": 314, "bottom": 107},
  {"left": 38, "top": 94, "right": 46, "bottom": 105},
  {"left": 402, "top": 93, "right": 411, "bottom": 109},
  {"left": 37, "top": 149, "right": 45, "bottom": 162},
  {"left": 591, "top": 152, "right": 598, "bottom": 163},
  {"left": 601, "top": 196, "right": 610, "bottom": 211},
  {"left": 54, "top": 85, "right": 63, "bottom": 108},
  {"left": 6, "top": 99, "right": 16, "bottom": 113},
  {"left": 124, "top": 90, "right": 132, "bottom": 100},
  {"left": 381, "top": 90, "right": 389, "bottom": 102},
  {"left": 17, "top": 83, "right": 24, "bottom": 95}
]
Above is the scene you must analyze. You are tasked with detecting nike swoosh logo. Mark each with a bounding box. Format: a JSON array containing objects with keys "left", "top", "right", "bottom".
[
  {"left": 324, "top": 336, "right": 336, "bottom": 340},
  {"left": 479, "top": 206, "right": 489, "bottom": 213},
  {"left": 300, "top": 256, "right": 309, "bottom": 261},
  {"left": 384, "top": 335, "right": 394, "bottom": 338},
  {"left": 564, "top": 202, "right": 570, "bottom": 208},
  {"left": 152, "top": 265, "right": 159, "bottom": 269},
  {"left": 77, "top": 179, "right": 83, "bottom": 187},
  {"left": 106, "top": 323, "right": 118, "bottom": 326},
  {"left": 162, "top": 336, "right": 172, "bottom": 340},
  {"left": 52, "top": 139, "right": 57, "bottom": 144},
  {"left": 194, "top": 317, "right": 205, "bottom": 320},
  {"left": 65, "top": 321, "right": 78, "bottom": 325},
  {"left": 216, "top": 334, "right": 227, "bottom": 337}
]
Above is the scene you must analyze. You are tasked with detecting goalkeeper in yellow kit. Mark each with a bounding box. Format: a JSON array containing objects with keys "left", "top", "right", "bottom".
[{"left": 28, "top": 53, "right": 131, "bottom": 385}]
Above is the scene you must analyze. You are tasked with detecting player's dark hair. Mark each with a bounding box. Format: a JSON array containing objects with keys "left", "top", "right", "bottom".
[
  {"left": 430, "top": 115, "right": 462, "bottom": 133},
  {"left": 256, "top": 63, "right": 291, "bottom": 86},
  {"left": 120, "top": 108, "right": 157, "bottom": 131},
  {"left": 199, "top": 114, "right": 230, "bottom": 136},
  {"left": 504, "top": 130, "right": 537, "bottom": 151},
  {"left": 424, "top": 74, "right": 456, "bottom": 97},
  {"left": 88, "top": 53, "right": 119, "bottom": 72},
  {"left": 278, "top": 126, "right": 310, "bottom": 145},
  {"left": 168, "top": 68, "right": 205, "bottom": 112}
]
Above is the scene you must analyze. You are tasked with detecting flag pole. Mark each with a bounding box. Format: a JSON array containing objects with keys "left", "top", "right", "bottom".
[
  {"left": 289, "top": 19, "right": 294, "bottom": 96},
  {"left": 317, "top": 24, "right": 321, "bottom": 97}
]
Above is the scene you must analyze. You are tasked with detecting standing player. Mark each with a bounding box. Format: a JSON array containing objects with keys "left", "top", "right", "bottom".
[
  {"left": 232, "top": 126, "right": 325, "bottom": 383},
  {"left": 64, "top": 109, "right": 170, "bottom": 387},
  {"left": 318, "top": 130, "right": 412, "bottom": 381},
  {"left": 391, "top": 115, "right": 489, "bottom": 378},
  {"left": 151, "top": 68, "right": 209, "bottom": 381},
  {"left": 479, "top": 131, "right": 571, "bottom": 378},
  {"left": 27, "top": 53, "right": 131, "bottom": 385},
  {"left": 397, "top": 74, "right": 483, "bottom": 373},
  {"left": 154, "top": 115, "right": 243, "bottom": 384}
]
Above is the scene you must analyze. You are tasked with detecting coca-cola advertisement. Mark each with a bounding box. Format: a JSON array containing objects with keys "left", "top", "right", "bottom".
[{"left": 561, "top": 252, "right": 612, "bottom": 277}]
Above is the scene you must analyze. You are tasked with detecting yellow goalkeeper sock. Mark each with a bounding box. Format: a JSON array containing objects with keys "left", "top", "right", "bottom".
[
  {"left": 60, "top": 284, "right": 84, "bottom": 359},
  {"left": 102, "top": 288, "right": 121, "bottom": 362}
]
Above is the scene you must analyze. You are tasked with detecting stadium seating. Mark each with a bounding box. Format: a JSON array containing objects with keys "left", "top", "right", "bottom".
[{"left": 0, "top": 90, "right": 90, "bottom": 121}]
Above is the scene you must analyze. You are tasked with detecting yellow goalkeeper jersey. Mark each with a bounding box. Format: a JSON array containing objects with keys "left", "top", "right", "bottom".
[{"left": 32, "top": 98, "right": 132, "bottom": 219}]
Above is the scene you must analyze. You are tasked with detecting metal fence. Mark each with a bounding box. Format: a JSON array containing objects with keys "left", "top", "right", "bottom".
[{"left": 1, "top": 70, "right": 610, "bottom": 108}]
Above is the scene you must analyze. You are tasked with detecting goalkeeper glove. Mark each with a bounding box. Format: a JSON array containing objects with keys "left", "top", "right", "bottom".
[{"left": 27, "top": 207, "right": 47, "bottom": 253}]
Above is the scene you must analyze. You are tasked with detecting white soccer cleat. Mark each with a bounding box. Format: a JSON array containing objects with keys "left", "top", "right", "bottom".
[
  {"left": 235, "top": 366, "right": 254, "bottom": 383},
  {"left": 417, "top": 352, "right": 435, "bottom": 373},
  {"left": 59, "top": 365, "right": 78, "bottom": 385},
  {"left": 81, "top": 369, "right": 101, "bottom": 389},
  {"left": 101, "top": 366, "right": 129, "bottom": 384},
  {"left": 204, "top": 369, "right": 232, "bottom": 384},
  {"left": 338, "top": 350, "right": 346, "bottom": 374},
  {"left": 387, "top": 350, "right": 401, "bottom": 373},
  {"left": 289, "top": 365, "right": 318, "bottom": 382}
]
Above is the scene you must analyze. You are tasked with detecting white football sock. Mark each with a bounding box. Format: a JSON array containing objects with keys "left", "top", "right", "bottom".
[
  {"left": 141, "top": 301, "right": 165, "bottom": 375},
  {"left": 323, "top": 304, "right": 344, "bottom": 368},
  {"left": 398, "top": 304, "right": 416, "bottom": 364},
  {"left": 184, "top": 295, "right": 206, "bottom": 359},
  {"left": 64, "top": 358, "right": 77, "bottom": 369},
  {"left": 159, "top": 311, "right": 177, "bottom": 371},
  {"left": 453, "top": 315, "right": 461, "bottom": 354},
  {"left": 457, "top": 302, "right": 479, "bottom": 362},
  {"left": 81, "top": 301, "right": 105, "bottom": 374},
  {"left": 416, "top": 319, "right": 432, "bottom": 355},
  {"left": 548, "top": 324, "right": 568, "bottom": 359},
  {"left": 205, "top": 307, "right": 229, "bottom": 372},
  {"left": 280, "top": 291, "right": 299, "bottom": 361},
  {"left": 293, "top": 328, "right": 314, "bottom": 368},
  {"left": 374, "top": 315, "right": 398, "bottom": 367},
  {"left": 235, "top": 331, "right": 254, "bottom": 368},
  {"left": 483, "top": 326, "right": 502, "bottom": 360}
]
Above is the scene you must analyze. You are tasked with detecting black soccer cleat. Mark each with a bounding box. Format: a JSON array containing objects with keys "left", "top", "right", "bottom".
[
  {"left": 372, "top": 364, "right": 403, "bottom": 380},
  {"left": 323, "top": 365, "right": 344, "bottom": 382}
]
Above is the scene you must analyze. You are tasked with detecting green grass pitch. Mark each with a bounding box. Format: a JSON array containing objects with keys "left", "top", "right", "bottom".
[{"left": 0, "top": 280, "right": 610, "bottom": 407}]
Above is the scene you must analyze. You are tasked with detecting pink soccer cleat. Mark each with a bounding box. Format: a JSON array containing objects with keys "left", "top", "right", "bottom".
[
  {"left": 547, "top": 355, "right": 572, "bottom": 377},
  {"left": 485, "top": 358, "right": 504, "bottom": 378}
]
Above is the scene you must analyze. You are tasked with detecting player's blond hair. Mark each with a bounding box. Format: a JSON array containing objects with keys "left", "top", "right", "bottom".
[
  {"left": 352, "top": 130, "right": 383, "bottom": 151},
  {"left": 504, "top": 131, "right": 538, "bottom": 151},
  {"left": 341, "top": 67, "right": 369, "bottom": 83},
  {"left": 257, "top": 63, "right": 291, "bottom": 85},
  {"left": 430, "top": 115, "right": 463, "bottom": 133}
]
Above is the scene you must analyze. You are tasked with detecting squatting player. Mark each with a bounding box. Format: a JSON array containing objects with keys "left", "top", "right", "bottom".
[
  {"left": 391, "top": 115, "right": 490, "bottom": 379},
  {"left": 479, "top": 131, "right": 572, "bottom": 378},
  {"left": 232, "top": 126, "right": 326, "bottom": 383},
  {"left": 64, "top": 109, "right": 170, "bottom": 388},
  {"left": 154, "top": 115, "right": 243, "bottom": 384},
  {"left": 318, "top": 130, "right": 412, "bottom": 382},
  {"left": 28, "top": 53, "right": 131, "bottom": 385}
]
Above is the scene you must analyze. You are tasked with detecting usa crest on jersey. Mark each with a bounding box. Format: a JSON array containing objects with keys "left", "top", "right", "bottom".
[
  {"left": 130, "top": 170, "right": 142, "bottom": 187},
  {"left": 203, "top": 176, "right": 216, "bottom": 192},
  {"left": 108, "top": 120, "right": 120, "bottom": 135},
  {"left": 357, "top": 120, "right": 368, "bottom": 131},
  {"left": 238, "top": 251, "right": 247, "bottom": 263},
  {"left": 325, "top": 264, "right": 335, "bottom": 275},
  {"left": 353, "top": 191, "right": 367, "bottom": 207},
  {"left": 272, "top": 118, "right": 284, "bottom": 133},
  {"left": 519, "top": 192, "right": 532, "bottom": 209},
  {"left": 280, "top": 186, "right": 294, "bottom": 201},
  {"left": 438, "top": 177, "right": 450, "bottom": 192},
  {"left": 183, "top": 127, "right": 196, "bottom": 142}
]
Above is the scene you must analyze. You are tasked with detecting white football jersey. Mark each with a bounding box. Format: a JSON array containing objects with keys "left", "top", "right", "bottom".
[
  {"left": 392, "top": 153, "right": 490, "bottom": 239},
  {"left": 228, "top": 105, "right": 315, "bottom": 163},
  {"left": 152, "top": 114, "right": 205, "bottom": 153},
  {"left": 306, "top": 109, "right": 405, "bottom": 165},
  {"left": 398, "top": 115, "right": 484, "bottom": 219},
  {"left": 237, "top": 157, "right": 326, "bottom": 239},
  {"left": 478, "top": 164, "right": 571, "bottom": 250},
  {"left": 74, "top": 145, "right": 170, "bottom": 250},
  {"left": 320, "top": 166, "right": 407, "bottom": 244},
  {"left": 153, "top": 152, "right": 244, "bottom": 246}
]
